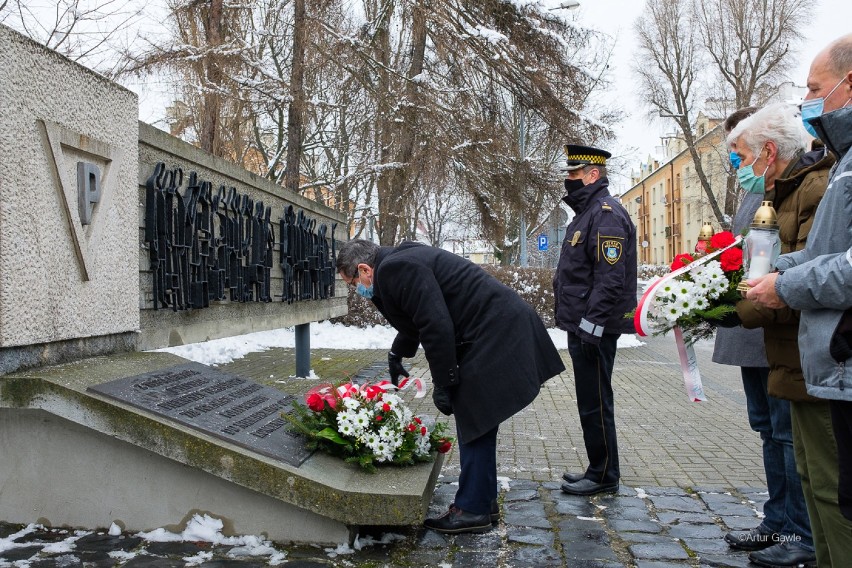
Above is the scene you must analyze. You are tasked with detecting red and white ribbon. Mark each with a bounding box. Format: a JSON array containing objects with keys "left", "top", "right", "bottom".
[
  {"left": 673, "top": 326, "right": 707, "bottom": 402},
  {"left": 634, "top": 236, "right": 743, "bottom": 337}
]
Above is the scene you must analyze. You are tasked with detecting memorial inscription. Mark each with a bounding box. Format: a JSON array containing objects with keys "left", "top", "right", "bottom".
[{"left": 88, "top": 363, "right": 312, "bottom": 467}]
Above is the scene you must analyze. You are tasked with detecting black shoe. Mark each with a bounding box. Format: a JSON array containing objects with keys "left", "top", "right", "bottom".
[
  {"left": 490, "top": 498, "right": 499, "bottom": 523},
  {"left": 424, "top": 505, "right": 492, "bottom": 534},
  {"left": 748, "top": 542, "right": 816, "bottom": 567},
  {"left": 724, "top": 526, "right": 779, "bottom": 551},
  {"left": 560, "top": 478, "right": 618, "bottom": 496},
  {"left": 562, "top": 471, "right": 585, "bottom": 483}
]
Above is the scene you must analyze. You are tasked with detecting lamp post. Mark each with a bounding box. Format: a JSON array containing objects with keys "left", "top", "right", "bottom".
[{"left": 517, "top": 0, "right": 580, "bottom": 267}]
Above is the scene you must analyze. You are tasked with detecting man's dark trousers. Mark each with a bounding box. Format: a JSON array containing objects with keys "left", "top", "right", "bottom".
[
  {"left": 567, "top": 332, "right": 620, "bottom": 485},
  {"left": 454, "top": 426, "right": 498, "bottom": 515},
  {"left": 830, "top": 400, "right": 852, "bottom": 521}
]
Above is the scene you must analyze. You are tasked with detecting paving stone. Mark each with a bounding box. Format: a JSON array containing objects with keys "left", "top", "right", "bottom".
[
  {"left": 668, "top": 523, "right": 726, "bottom": 540},
  {"left": 719, "top": 516, "right": 762, "bottom": 531},
  {"left": 681, "top": 536, "right": 733, "bottom": 555},
  {"left": 610, "top": 519, "right": 663, "bottom": 533},
  {"left": 649, "top": 494, "right": 708, "bottom": 514},
  {"left": 552, "top": 493, "right": 599, "bottom": 517},
  {"left": 28, "top": 556, "right": 84, "bottom": 568},
  {"left": 402, "top": 550, "right": 449, "bottom": 567},
  {"left": 74, "top": 533, "right": 142, "bottom": 552},
  {"left": 699, "top": 552, "right": 753, "bottom": 567},
  {"left": 602, "top": 502, "right": 654, "bottom": 521},
  {"left": 453, "top": 527, "right": 502, "bottom": 549},
  {"left": 119, "top": 555, "right": 186, "bottom": 568},
  {"left": 506, "top": 479, "right": 539, "bottom": 491},
  {"left": 74, "top": 550, "right": 115, "bottom": 568},
  {"left": 0, "top": 545, "right": 44, "bottom": 561},
  {"left": 643, "top": 487, "right": 689, "bottom": 496},
  {"left": 503, "top": 500, "right": 551, "bottom": 529},
  {"left": 504, "top": 489, "right": 539, "bottom": 502},
  {"left": 451, "top": 549, "right": 500, "bottom": 566},
  {"left": 635, "top": 562, "right": 696, "bottom": 568},
  {"left": 506, "top": 526, "right": 555, "bottom": 547},
  {"left": 197, "top": 561, "right": 267, "bottom": 568},
  {"left": 11, "top": 528, "right": 72, "bottom": 544},
  {"left": 657, "top": 511, "right": 719, "bottom": 525},
  {"left": 415, "top": 528, "right": 448, "bottom": 549},
  {"left": 698, "top": 493, "right": 756, "bottom": 517},
  {"left": 507, "top": 545, "right": 563, "bottom": 567},
  {"left": 629, "top": 542, "right": 690, "bottom": 560},
  {"left": 143, "top": 541, "right": 213, "bottom": 556},
  {"left": 617, "top": 532, "right": 673, "bottom": 544},
  {"left": 0, "top": 524, "right": 22, "bottom": 539}
]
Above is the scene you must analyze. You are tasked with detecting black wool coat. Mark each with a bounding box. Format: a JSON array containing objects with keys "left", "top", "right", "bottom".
[{"left": 370, "top": 242, "right": 566, "bottom": 444}]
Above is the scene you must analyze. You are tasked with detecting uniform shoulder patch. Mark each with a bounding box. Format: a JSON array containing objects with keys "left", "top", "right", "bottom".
[
  {"left": 601, "top": 240, "right": 622, "bottom": 265},
  {"left": 601, "top": 201, "right": 612, "bottom": 211}
]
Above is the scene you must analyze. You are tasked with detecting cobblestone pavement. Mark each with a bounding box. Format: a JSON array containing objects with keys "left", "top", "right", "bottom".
[{"left": 1, "top": 333, "right": 773, "bottom": 567}]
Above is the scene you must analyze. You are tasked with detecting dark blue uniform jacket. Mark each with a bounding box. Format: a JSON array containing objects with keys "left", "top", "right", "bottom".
[{"left": 553, "top": 177, "right": 638, "bottom": 342}]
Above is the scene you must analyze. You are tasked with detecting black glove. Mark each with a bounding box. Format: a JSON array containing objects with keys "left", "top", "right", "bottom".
[
  {"left": 432, "top": 385, "right": 453, "bottom": 416},
  {"left": 716, "top": 311, "right": 741, "bottom": 328},
  {"left": 388, "top": 351, "right": 409, "bottom": 386},
  {"left": 580, "top": 339, "right": 600, "bottom": 360}
]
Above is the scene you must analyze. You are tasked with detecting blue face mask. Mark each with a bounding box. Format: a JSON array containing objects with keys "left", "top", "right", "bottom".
[
  {"left": 729, "top": 151, "right": 741, "bottom": 169},
  {"left": 355, "top": 280, "right": 374, "bottom": 299},
  {"left": 801, "top": 76, "right": 848, "bottom": 137},
  {"left": 737, "top": 155, "right": 769, "bottom": 194}
]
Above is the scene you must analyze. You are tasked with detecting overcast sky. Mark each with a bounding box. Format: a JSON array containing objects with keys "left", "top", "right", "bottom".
[{"left": 566, "top": 0, "right": 849, "bottom": 192}]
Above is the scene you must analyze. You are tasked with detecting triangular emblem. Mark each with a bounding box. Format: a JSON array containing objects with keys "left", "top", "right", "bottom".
[{"left": 40, "top": 120, "right": 121, "bottom": 281}]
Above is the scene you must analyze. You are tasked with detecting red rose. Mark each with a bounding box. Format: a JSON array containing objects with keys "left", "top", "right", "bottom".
[
  {"left": 306, "top": 392, "right": 326, "bottom": 413},
  {"left": 710, "top": 231, "right": 735, "bottom": 250},
  {"left": 414, "top": 417, "right": 422, "bottom": 424},
  {"left": 407, "top": 423, "right": 417, "bottom": 432},
  {"left": 421, "top": 426, "right": 427, "bottom": 436},
  {"left": 670, "top": 253, "right": 694, "bottom": 271},
  {"left": 382, "top": 402, "right": 391, "bottom": 412},
  {"left": 437, "top": 439, "right": 453, "bottom": 454},
  {"left": 720, "top": 247, "right": 743, "bottom": 272},
  {"left": 376, "top": 415, "right": 384, "bottom": 422}
]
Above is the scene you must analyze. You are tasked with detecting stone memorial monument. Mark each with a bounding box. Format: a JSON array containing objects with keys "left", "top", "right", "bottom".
[{"left": 0, "top": 24, "right": 442, "bottom": 545}]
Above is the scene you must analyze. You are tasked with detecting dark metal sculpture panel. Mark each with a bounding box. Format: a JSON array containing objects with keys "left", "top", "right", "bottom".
[
  {"left": 144, "top": 162, "right": 337, "bottom": 311},
  {"left": 88, "top": 363, "right": 312, "bottom": 467}
]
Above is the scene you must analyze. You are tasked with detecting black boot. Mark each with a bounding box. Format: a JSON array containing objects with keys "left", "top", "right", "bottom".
[{"left": 424, "top": 505, "right": 492, "bottom": 534}]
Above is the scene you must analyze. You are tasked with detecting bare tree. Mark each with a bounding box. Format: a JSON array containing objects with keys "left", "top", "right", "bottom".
[
  {"left": 635, "top": 0, "right": 809, "bottom": 226},
  {"left": 0, "top": 0, "right": 145, "bottom": 76}
]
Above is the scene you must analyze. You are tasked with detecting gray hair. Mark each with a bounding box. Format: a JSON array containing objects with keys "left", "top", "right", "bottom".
[
  {"left": 336, "top": 239, "right": 380, "bottom": 278},
  {"left": 827, "top": 34, "right": 852, "bottom": 77},
  {"left": 726, "top": 103, "right": 808, "bottom": 161}
]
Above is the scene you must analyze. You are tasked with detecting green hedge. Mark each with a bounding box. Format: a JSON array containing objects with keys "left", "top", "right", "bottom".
[{"left": 329, "top": 266, "right": 557, "bottom": 328}]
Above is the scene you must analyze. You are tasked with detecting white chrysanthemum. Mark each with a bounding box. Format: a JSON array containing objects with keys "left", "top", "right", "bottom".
[
  {"left": 337, "top": 420, "right": 355, "bottom": 437},
  {"left": 692, "top": 295, "right": 708, "bottom": 310},
  {"left": 351, "top": 409, "right": 372, "bottom": 432},
  {"left": 672, "top": 280, "right": 695, "bottom": 298},
  {"left": 664, "top": 303, "right": 683, "bottom": 323},
  {"left": 361, "top": 431, "right": 380, "bottom": 446},
  {"left": 658, "top": 281, "right": 677, "bottom": 299},
  {"left": 343, "top": 397, "right": 360, "bottom": 411},
  {"left": 379, "top": 424, "right": 396, "bottom": 442}
]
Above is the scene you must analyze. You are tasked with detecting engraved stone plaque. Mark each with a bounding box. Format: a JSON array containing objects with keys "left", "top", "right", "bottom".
[{"left": 88, "top": 363, "right": 312, "bottom": 467}]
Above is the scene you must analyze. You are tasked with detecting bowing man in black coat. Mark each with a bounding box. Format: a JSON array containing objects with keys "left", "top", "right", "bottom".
[{"left": 337, "top": 239, "right": 565, "bottom": 534}]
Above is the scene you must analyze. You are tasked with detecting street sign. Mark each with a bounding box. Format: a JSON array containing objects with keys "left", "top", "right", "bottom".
[{"left": 538, "top": 234, "right": 548, "bottom": 251}]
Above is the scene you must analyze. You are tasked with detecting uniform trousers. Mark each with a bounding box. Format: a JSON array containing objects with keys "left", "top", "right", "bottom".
[
  {"left": 829, "top": 399, "right": 852, "bottom": 522},
  {"left": 567, "top": 332, "right": 620, "bottom": 485},
  {"left": 792, "top": 400, "right": 852, "bottom": 567},
  {"left": 453, "top": 425, "right": 498, "bottom": 516}
]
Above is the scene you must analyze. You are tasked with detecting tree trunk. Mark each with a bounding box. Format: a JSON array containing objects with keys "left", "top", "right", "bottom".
[
  {"left": 200, "top": 0, "right": 224, "bottom": 156},
  {"left": 284, "top": 0, "right": 306, "bottom": 194}
]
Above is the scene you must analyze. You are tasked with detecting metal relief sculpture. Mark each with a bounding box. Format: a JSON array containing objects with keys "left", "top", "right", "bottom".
[{"left": 144, "top": 162, "right": 336, "bottom": 311}]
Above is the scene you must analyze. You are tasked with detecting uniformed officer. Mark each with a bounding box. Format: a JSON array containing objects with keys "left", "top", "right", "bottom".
[{"left": 553, "top": 144, "right": 637, "bottom": 496}]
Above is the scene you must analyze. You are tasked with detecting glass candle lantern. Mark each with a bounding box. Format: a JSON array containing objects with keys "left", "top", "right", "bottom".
[{"left": 738, "top": 201, "right": 781, "bottom": 294}]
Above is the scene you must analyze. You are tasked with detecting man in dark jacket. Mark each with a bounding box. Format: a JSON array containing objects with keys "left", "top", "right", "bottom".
[
  {"left": 337, "top": 239, "right": 565, "bottom": 534},
  {"left": 553, "top": 145, "right": 637, "bottom": 496}
]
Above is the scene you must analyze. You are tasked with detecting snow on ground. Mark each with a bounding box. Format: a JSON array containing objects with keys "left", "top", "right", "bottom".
[{"left": 153, "top": 321, "right": 644, "bottom": 368}]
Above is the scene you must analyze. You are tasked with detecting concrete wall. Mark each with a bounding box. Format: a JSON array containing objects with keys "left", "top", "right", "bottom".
[
  {"left": 0, "top": 408, "right": 350, "bottom": 544},
  {"left": 0, "top": 26, "right": 139, "bottom": 350},
  {"left": 0, "top": 24, "right": 348, "bottom": 370},
  {"left": 136, "top": 123, "right": 348, "bottom": 350}
]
